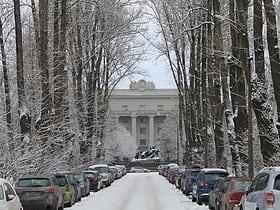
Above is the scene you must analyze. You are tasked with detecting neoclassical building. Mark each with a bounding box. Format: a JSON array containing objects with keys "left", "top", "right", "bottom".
[{"left": 109, "top": 80, "right": 179, "bottom": 150}]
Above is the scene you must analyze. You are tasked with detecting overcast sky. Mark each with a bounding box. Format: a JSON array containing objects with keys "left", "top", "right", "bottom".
[{"left": 116, "top": 4, "right": 176, "bottom": 90}]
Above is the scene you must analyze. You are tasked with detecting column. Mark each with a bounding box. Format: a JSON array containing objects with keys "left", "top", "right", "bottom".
[
  {"left": 131, "top": 116, "right": 137, "bottom": 139},
  {"left": 149, "top": 116, "right": 155, "bottom": 146}
]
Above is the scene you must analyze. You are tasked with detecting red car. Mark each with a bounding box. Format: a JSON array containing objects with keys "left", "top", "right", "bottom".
[{"left": 221, "top": 177, "right": 252, "bottom": 210}]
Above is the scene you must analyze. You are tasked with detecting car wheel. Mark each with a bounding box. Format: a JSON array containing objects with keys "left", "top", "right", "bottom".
[
  {"left": 197, "top": 198, "right": 202, "bottom": 206},
  {"left": 192, "top": 196, "right": 196, "bottom": 202},
  {"left": 215, "top": 200, "right": 220, "bottom": 210}
]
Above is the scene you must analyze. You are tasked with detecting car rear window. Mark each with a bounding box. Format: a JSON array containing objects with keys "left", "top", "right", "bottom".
[
  {"left": 0, "top": 186, "right": 4, "bottom": 200},
  {"left": 73, "top": 174, "right": 84, "bottom": 182},
  {"left": 91, "top": 167, "right": 108, "bottom": 173},
  {"left": 56, "top": 176, "right": 67, "bottom": 186},
  {"left": 204, "top": 173, "right": 228, "bottom": 182},
  {"left": 234, "top": 181, "right": 252, "bottom": 190},
  {"left": 17, "top": 178, "right": 51, "bottom": 187},
  {"left": 84, "top": 173, "right": 97, "bottom": 179},
  {"left": 190, "top": 171, "right": 200, "bottom": 177}
]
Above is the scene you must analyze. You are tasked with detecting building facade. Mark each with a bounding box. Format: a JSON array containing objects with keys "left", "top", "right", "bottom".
[{"left": 109, "top": 80, "right": 179, "bottom": 151}]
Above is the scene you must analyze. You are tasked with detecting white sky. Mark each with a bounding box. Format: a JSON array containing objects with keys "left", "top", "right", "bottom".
[
  {"left": 68, "top": 172, "right": 208, "bottom": 210},
  {"left": 116, "top": 4, "right": 177, "bottom": 90}
]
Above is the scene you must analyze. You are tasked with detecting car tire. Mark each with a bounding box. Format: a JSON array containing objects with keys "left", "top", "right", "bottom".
[
  {"left": 192, "top": 196, "right": 196, "bottom": 202},
  {"left": 197, "top": 197, "right": 202, "bottom": 205}
]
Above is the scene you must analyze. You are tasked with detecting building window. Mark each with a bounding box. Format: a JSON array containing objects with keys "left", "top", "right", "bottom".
[
  {"left": 139, "top": 105, "right": 146, "bottom": 110},
  {"left": 157, "top": 105, "right": 163, "bottom": 111},
  {"left": 156, "top": 117, "right": 165, "bottom": 123},
  {"left": 122, "top": 105, "right": 128, "bottom": 111},
  {"left": 157, "top": 127, "right": 161, "bottom": 135},
  {"left": 139, "top": 117, "right": 147, "bottom": 123},
  {"left": 140, "top": 139, "right": 146, "bottom": 145},
  {"left": 140, "top": 127, "right": 146, "bottom": 134}
]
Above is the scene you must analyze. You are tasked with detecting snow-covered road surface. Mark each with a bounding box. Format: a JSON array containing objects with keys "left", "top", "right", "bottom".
[{"left": 68, "top": 172, "right": 208, "bottom": 210}]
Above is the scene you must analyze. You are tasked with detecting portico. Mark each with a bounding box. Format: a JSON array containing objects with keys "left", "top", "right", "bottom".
[{"left": 109, "top": 80, "right": 179, "bottom": 150}]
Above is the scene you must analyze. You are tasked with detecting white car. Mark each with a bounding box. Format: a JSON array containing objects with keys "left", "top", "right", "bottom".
[
  {"left": 130, "top": 166, "right": 149, "bottom": 173},
  {"left": 0, "top": 178, "right": 23, "bottom": 210},
  {"left": 89, "top": 164, "right": 113, "bottom": 187}
]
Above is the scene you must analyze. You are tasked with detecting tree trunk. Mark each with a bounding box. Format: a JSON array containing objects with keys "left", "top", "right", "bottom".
[
  {"left": 0, "top": 18, "right": 12, "bottom": 141},
  {"left": 263, "top": 0, "right": 280, "bottom": 135}
]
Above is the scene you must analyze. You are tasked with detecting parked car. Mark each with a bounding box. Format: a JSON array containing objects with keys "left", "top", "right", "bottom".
[
  {"left": 158, "top": 165, "right": 168, "bottom": 176},
  {"left": 67, "top": 172, "right": 90, "bottom": 197},
  {"left": 0, "top": 178, "right": 23, "bottom": 210},
  {"left": 89, "top": 164, "right": 112, "bottom": 187},
  {"left": 192, "top": 168, "right": 229, "bottom": 205},
  {"left": 240, "top": 167, "right": 280, "bottom": 210},
  {"left": 208, "top": 177, "right": 234, "bottom": 210},
  {"left": 14, "top": 174, "right": 64, "bottom": 210},
  {"left": 168, "top": 167, "right": 179, "bottom": 184},
  {"left": 66, "top": 173, "right": 82, "bottom": 202},
  {"left": 115, "top": 165, "right": 126, "bottom": 176},
  {"left": 55, "top": 173, "right": 76, "bottom": 207},
  {"left": 220, "top": 177, "right": 252, "bottom": 210},
  {"left": 130, "top": 166, "right": 149, "bottom": 173},
  {"left": 181, "top": 167, "right": 201, "bottom": 195},
  {"left": 174, "top": 169, "right": 185, "bottom": 189},
  {"left": 109, "top": 166, "right": 118, "bottom": 181},
  {"left": 83, "top": 171, "right": 103, "bottom": 192}
]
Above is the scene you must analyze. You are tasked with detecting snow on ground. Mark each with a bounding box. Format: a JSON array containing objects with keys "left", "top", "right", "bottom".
[{"left": 68, "top": 172, "right": 208, "bottom": 210}]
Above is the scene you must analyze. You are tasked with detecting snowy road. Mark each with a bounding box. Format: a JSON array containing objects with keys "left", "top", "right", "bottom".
[{"left": 68, "top": 172, "right": 208, "bottom": 210}]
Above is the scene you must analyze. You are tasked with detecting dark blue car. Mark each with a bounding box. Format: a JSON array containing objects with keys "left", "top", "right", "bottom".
[
  {"left": 192, "top": 168, "right": 229, "bottom": 205},
  {"left": 181, "top": 168, "right": 201, "bottom": 195}
]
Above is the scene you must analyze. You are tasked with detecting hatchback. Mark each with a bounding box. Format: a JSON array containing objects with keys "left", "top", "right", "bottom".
[
  {"left": 208, "top": 177, "right": 234, "bottom": 210},
  {"left": 221, "top": 177, "right": 252, "bottom": 210},
  {"left": 192, "top": 168, "right": 229, "bottom": 205},
  {"left": 67, "top": 172, "right": 90, "bottom": 197},
  {"left": 0, "top": 178, "right": 23, "bottom": 210},
  {"left": 241, "top": 167, "right": 280, "bottom": 210},
  {"left": 15, "top": 174, "right": 64, "bottom": 210},
  {"left": 83, "top": 171, "right": 103, "bottom": 192},
  {"left": 55, "top": 174, "right": 76, "bottom": 207},
  {"left": 181, "top": 168, "right": 201, "bottom": 195}
]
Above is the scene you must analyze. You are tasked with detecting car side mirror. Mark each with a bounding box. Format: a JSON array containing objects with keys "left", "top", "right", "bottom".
[{"left": 7, "top": 194, "right": 15, "bottom": 201}]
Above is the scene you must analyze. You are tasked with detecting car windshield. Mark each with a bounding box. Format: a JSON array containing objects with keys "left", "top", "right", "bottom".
[
  {"left": 92, "top": 167, "right": 108, "bottom": 173},
  {"left": 0, "top": 186, "right": 4, "bottom": 200},
  {"left": 17, "top": 178, "right": 51, "bottom": 187},
  {"left": 234, "top": 181, "right": 252, "bottom": 190},
  {"left": 56, "top": 176, "right": 67, "bottom": 186},
  {"left": 204, "top": 173, "right": 227, "bottom": 182}
]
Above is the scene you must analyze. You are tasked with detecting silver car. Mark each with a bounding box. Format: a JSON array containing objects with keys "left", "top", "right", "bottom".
[{"left": 241, "top": 167, "right": 280, "bottom": 210}]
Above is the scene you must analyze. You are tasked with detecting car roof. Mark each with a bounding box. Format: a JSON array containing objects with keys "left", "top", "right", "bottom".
[
  {"left": 18, "top": 174, "right": 54, "bottom": 179},
  {"left": 89, "top": 164, "right": 109, "bottom": 168},
  {"left": 259, "top": 167, "right": 280, "bottom": 173},
  {"left": 201, "top": 168, "right": 228, "bottom": 173}
]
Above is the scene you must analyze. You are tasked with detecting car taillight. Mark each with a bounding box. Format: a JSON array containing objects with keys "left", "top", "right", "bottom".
[
  {"left": 43, "top": 188, "right": 55, "bottom": 193},
  {"left": 264, "top": 191, "right": 274, "bottom": 205},
  {"left": 199, "top": 182, "right": 208, "bottom": 187},
  {"left": 15, "top": 189, "right": 24, "bottom": 194},
  {"left": 65, "top": 187, "right": 71, "bottom": 192},
  {"left": 92, "top": 178, "right": 99, "bottom": 182},
  {"left": 229, "top": 193, "right": 239, "bottom": 203},
  {"left": 187, "top": 177, "right": 192, "bottom": 182}
]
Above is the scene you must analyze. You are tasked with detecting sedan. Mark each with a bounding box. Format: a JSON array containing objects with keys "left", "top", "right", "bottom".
[{"left": 0, "top": 178, "right": 23, "bottom": 210}]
